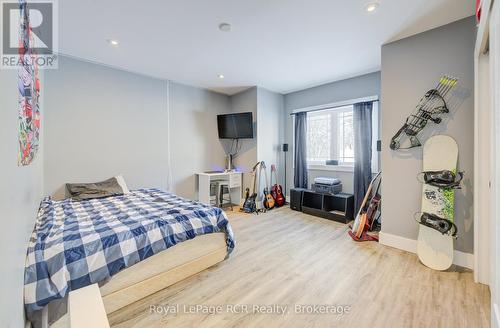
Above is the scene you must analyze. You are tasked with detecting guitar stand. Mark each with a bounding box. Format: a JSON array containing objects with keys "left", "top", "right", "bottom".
[{"left": 348, "top": 230, "right": 379, "bottom": 242}]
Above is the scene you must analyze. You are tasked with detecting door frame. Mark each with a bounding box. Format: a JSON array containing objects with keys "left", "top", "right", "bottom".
[
  {"left": 487, "top": 1, "right": 500, "bottom": 326},
  {"left": 474, "top": 0, "right": 493, "bottom": 285}
]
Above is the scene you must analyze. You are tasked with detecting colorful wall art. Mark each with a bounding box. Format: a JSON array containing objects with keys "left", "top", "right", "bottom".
[{"left": 18, "top": 0, "right": 41, "bottom": 166}]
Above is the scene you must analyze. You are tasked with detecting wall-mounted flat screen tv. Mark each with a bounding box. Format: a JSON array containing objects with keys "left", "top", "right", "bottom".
[{"left": 217, "top": 112, "right": 254, "bottom": 139}]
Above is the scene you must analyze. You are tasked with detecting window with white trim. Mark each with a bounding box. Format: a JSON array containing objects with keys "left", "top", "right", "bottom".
[
  {"left": 307, "top": 105, "right": 354, "bottom": 166},
  {"left": 305, "top": 102, "right": 379, "bottom": 171}
]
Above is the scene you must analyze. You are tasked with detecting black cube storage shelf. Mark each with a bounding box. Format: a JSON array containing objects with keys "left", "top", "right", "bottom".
[{"left": 301, "top": 191, "right": 354, "bottom": 224}]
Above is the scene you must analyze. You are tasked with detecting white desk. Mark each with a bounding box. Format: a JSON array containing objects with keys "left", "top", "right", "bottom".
[{"left": 196, "top": 172, "right": 243, "bottom": 206}]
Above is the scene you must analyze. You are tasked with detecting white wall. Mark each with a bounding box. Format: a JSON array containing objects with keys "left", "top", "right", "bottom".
[
  {"left": 44, "top": 56, "right": 231, "bottom": 200},
  {"left": 0, "top": 70, "right": 44, "bottom": 327},
  {"left": 283, "top": 72, "right": 381, "bottom": 194},
  {"left": 381, "top": 17, "right": 475, "bottom": 254}
]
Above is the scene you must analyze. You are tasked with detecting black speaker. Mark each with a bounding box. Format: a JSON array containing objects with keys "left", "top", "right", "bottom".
[
  {"left": 290, "top": 188, "right": 306, "bottom": 211},
  {"left": 282, "top": 143, "right": 289, "bottom": 199},
  {"left": 377, "top": 140, "right": 381, "bottom": 152}
]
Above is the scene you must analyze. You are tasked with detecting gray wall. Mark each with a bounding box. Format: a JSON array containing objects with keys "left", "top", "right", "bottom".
[
  {"left": 43, "top": 59, "right": 285, "bottom": 204},
  {"left": 228, "top": 87, "right": 286, "bottom": 196},
  {"left": 229, "top": 87, "right": 258, "bottom": 192},
  {"left": 169, "top": 82, "right": 231, "bottom": 199},
  {"left": 44, "top": 56, "right": 170, "bottom": 198},
  {"left": 44, "top": 56, "right": 231, "bottom": 200},
  {"left": 283, "top": 72, "right": 381, "bottom": 195},
  {"left": 0, "top": 70, "right": 44, "bottom": 327},
  {"left": 257, "top": 87, "right": 285, "bottom": 189},
  {"left": 381, "top": 17, "right": 475, "bottom": 253}
]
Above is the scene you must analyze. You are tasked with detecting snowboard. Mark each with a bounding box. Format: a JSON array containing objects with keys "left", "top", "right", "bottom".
[{"left": 416, "top": 135, "right": 458, "bottom": 270}]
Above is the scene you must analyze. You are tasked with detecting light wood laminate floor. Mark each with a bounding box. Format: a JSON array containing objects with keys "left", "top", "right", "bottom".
[{"left": 109, "top": 207, "right": 490, "bottom": 328}]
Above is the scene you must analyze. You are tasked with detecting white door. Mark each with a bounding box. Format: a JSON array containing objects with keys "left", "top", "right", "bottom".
[{"left": 490, "top": 2, "right": 500, "bottom": 326}]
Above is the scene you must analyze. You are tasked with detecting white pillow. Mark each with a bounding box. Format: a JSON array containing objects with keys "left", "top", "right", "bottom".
[{"left": 115, "top": 175, "right": 130, "bottom": 193}]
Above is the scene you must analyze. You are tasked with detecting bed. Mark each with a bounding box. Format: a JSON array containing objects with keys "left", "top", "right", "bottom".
[{"left": 24, "top": 188, "right": 235, "bottom": 326}]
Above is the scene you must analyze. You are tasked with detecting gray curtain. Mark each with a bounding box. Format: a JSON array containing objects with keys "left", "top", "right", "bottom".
[
  {"left": 294, "top": 112, "right": 308, "bottom": 188},
  {"left": 353, "top": 102, "right": 373, "bottom": 213}
]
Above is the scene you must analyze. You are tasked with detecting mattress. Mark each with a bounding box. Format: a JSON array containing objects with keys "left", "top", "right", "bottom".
[
  {"left": 99, "top": 232, "right": 228, "bottom": 314},
  {"left": 100, "top": 232, "right": 226, "bottom": 296},
  {"left": 25, "top": 188, "right": 234, "bottom": 316},
  {"left": 48, "top": 233, "right": 227, "bottom": 327}
]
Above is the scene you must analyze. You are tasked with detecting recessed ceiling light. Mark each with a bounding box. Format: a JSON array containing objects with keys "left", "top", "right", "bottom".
[
  {"left": 364, "top": 2, "right": 379, "bottom": 13},
  {"left": 218, "top": 74, "right": 225, "bottom": 79},
  {"left": 218, "top": 23, "right": 231, "bottom": 32},
  {"left": 107, "top": 39, "right": 119, "bottom": 46}
]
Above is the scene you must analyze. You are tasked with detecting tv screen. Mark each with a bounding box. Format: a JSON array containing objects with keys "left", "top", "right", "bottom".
[{"left": 217, "top": 112, "right": 253, "bottom": 139}]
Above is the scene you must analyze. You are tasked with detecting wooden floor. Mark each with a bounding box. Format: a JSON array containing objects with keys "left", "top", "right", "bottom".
[{"left": 109, "top": 207, "right": 490, "bottom": 328}]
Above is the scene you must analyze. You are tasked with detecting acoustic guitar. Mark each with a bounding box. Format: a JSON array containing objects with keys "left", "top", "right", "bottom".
[
  {"left": 270, "top": 164, "right": 285, "bottom": 207},
  {"left": 366, "top": 194, "right": 381, "bottom": 230},
  {"left": 355, "top": 213, "right": 368, "bottom": 239},
  {"left": 356, "top": 181, "right": 381, "bottom": 238},
  {"left": 351, "top": 172, "right": 381, "bottom": 239},
  {"left": 261, "top": 161, "right": 275, "bottom": 210}
]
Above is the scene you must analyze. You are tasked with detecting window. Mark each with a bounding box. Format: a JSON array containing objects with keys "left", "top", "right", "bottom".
[
  {"left": 306, "top": 105, "right": 354, "bottom": 166},
  {"left": 303, "top": 101, "right": 380, "bottom": 172}
]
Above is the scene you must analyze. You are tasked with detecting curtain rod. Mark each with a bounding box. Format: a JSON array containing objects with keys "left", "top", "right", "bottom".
[{"left": 290, "top": 95, "right": 379, "bottom": 115}]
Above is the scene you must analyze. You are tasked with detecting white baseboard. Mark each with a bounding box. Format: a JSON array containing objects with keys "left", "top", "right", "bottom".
[
  {"left": 379, "top": 232, "right": 474, "bottom": 269},
  {"left": 379, "top": 231, "right": 417, "bottom": 253},
  {"left": 494, "top": 303, "right": 500, "bottom": 328}
]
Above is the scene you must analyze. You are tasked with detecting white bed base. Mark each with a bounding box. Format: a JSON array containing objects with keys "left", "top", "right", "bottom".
[{"left": 48, "top": 233, "right": 228, "bottom": 327}]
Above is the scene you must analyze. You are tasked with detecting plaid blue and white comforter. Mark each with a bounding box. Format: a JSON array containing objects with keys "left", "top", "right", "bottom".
[{"left": 24, "top": 188, "right": 234, "bottom": 314}]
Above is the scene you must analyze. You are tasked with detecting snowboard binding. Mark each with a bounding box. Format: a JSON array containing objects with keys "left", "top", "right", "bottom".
[
  {"left": 415, "top": 212, "right": 457, "bottom": 237},
  {"left": 417, "top": 170, "right": 464, "bottom": 189},
  {"left": 390, "top": 76, "right": 458, "bottom": 150}
]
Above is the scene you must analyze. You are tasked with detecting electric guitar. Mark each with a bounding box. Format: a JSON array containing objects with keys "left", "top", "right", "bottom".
[
  {"left": 261, "top": 161, "right": 275, "bottom": 210},
  {"left": 270, "top": 164, "right": 285, "bottom": 207},
  {"left": 243, "top": 187, "right": 250, "bottom": 203},
  {"left": 242, "top": 162, "right": 261, "bottom": 213}
]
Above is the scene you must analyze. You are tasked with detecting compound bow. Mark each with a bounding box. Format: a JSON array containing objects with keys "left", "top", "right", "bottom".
[{"left": 390, "top": 76, "right": 458, "bottom": 150}]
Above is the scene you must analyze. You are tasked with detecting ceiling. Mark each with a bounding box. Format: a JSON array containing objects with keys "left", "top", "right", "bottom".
[{"left": 58, "top": 0, "right": 474, "bottom": 95}]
